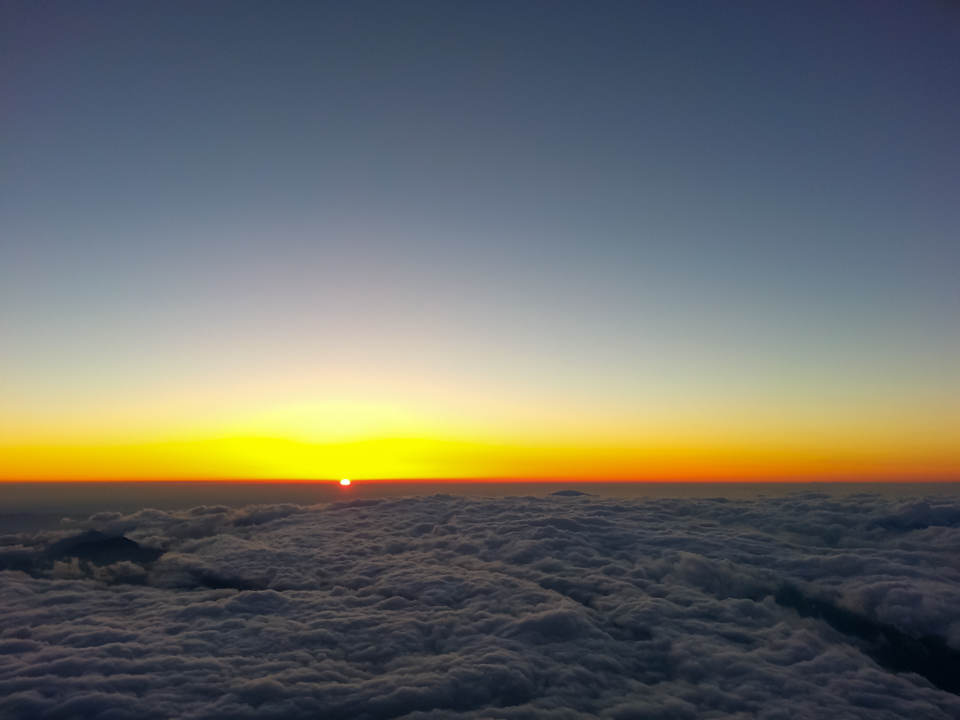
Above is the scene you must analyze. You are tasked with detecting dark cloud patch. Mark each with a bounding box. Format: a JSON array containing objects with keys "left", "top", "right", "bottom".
[
  {"left": 3, "top": 492, "right": 960, "bottom": 719},
  {"left": 872, "top": 502, "right": 960, "bottom": 531},
  {"left": 775, "top": 583, "right": 960, "bottom": 695},
  {"left": 47, "top": 531, "right": 163, "bottom": 566},
  {"left": 0, "top": 530, "right": 162, "bottom": 584}
]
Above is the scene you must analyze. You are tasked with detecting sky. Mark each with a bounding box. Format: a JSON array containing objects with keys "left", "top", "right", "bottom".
[{"left": 1, "top": 0, "right": 958, "bottom": 481}]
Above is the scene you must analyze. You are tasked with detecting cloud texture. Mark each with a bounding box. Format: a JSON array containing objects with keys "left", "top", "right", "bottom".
[{"left": 3, "top": 491, "right": 960, "bottom": 719}]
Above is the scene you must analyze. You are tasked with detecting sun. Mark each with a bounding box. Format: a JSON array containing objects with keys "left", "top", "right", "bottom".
[{"left": 340, "top": 478, "right": 351, "bottom": 486}]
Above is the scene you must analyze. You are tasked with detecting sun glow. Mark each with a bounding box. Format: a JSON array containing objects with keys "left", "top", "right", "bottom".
[{"left": 1, "top": 435, "right": 957, "bottom": 482}]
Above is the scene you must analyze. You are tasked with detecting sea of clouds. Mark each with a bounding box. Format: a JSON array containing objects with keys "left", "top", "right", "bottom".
[{"left": 3, "top": 490, "right": 960, "bottom": 719}]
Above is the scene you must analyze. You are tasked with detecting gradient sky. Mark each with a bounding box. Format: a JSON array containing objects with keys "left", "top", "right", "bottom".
[{"left": 2, "top": 1, "right": 958, "bottom": 480}]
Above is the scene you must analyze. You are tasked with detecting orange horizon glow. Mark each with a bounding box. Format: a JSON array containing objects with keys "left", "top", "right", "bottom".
[
  {"left": 5, "top": 478, "right": 959, "bottom": 484},
  {"left": 2, "top": 436, "right": 957, "bottom": 483}
]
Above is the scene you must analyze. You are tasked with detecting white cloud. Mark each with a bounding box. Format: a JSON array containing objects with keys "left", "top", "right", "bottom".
[{"left": 2, "top": 491, "right": 960, "bottom": 718}]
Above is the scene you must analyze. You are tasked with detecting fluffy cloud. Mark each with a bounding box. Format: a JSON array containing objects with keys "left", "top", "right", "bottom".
[{"left": 2, "top": 491, "right": 960, "bottom": 719}]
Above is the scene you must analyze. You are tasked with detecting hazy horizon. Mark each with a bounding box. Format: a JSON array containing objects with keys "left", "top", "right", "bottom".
[{"left": 4, "top": 479, "right": 960, "bottom": 520}]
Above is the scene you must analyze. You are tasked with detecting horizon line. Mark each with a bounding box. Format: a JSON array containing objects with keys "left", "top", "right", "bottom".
[{"left": 2, "top": 477, "right": 959, "bottom": 484}]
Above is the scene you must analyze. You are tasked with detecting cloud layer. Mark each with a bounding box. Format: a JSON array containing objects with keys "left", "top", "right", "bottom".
[{"left": 3, "top": 491, "right": 960, "bottom": 719}]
